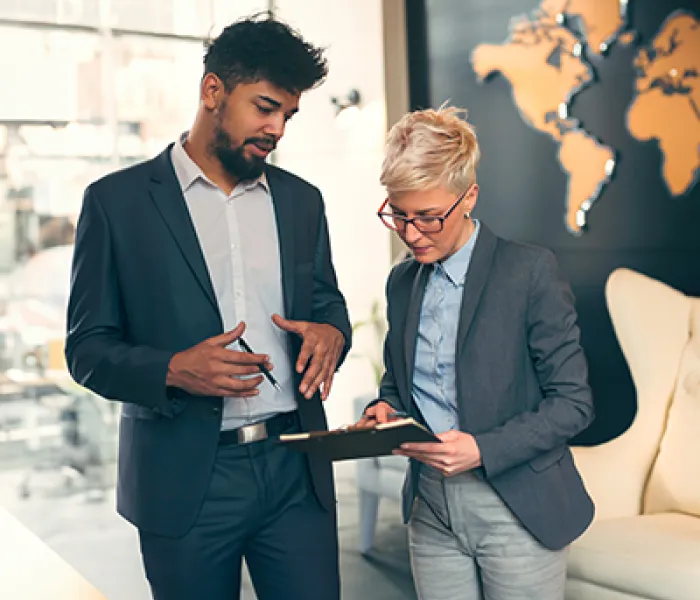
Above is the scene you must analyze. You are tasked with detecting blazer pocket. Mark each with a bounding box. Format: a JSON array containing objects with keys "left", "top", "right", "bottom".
[
  {"left": 121, "top": 403, "right": 161, "bottom": 421},
  {"left": 529, "top": 445, "right": 567, "bottom": 472}
]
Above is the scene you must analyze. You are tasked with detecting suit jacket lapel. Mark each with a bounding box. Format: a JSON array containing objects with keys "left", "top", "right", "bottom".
[
  {"left": 404, "top": 263, "right": 431, "bottom": 392},
  {"left": 265, "top": 167, "right": 295, "bottom": 317},
  {"left": 148, "top": 146, "right": 219, "bottom": 314},
  {"left": 456, "top": 223, "right": 498, "bottom": 354}
]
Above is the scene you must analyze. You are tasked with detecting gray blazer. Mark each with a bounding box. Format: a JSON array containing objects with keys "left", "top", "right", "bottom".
[{"left": 378, "top": 223, "right": 594, "bottom": 550}]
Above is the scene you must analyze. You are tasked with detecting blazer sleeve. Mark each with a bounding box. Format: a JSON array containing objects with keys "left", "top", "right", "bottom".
[
  {"left": 362, "top": 342, "right": 403, "bottom": 414},
  {"left": 474, "top": 249, "right": 595, "bottom": 478},
  {"left": 310, "top": 201, "right": 352, "bottom": 366},
  {"left": 365, "top": 267, "right": 403, "bottom": 413},
  {"left": 65, "top": 186, "right": 182, "bottom": 417}
]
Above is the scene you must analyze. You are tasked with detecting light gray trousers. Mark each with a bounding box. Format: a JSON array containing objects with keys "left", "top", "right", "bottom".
[{"left": 409, "top": 466, "right": 567, "bottom": 600}]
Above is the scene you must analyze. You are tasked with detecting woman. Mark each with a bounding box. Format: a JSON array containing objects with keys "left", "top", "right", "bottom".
[{"left": 357, "top": 106, "right": 594, "bottom": 600}]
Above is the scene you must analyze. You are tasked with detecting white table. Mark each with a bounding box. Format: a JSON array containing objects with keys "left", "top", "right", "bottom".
[{"left": 0, "top": 506, "right": 107, "bottom": 599}]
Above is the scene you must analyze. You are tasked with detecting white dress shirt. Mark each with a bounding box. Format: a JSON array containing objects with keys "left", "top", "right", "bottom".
[{"left": 171, "top": 133, "right": 297, "bottom": 430}]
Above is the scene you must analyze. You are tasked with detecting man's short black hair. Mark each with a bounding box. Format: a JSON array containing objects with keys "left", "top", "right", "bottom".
[{"left": 203, "top": 12, "right": 328, "bottom": 94}]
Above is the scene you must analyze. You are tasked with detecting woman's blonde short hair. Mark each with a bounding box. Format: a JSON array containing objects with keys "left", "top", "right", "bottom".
[{"left": 380, "top": 105, "right": 480, "bottom": 197}]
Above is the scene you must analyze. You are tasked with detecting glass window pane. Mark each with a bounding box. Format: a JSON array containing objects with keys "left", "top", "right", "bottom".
[
  {"left": 0, "top": 7, "right": 287, "bottom": 596},
  {"left": 0, "top": 22, "right": 207, "bottom": 598},
  {"left": 0, "top": 0, "right": 100, "bottom": 27},
  {"left": 115, "top": 35, "right": 204, "bottom": 154}
]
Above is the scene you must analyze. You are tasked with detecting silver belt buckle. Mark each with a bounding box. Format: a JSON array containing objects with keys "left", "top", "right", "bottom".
[{"left": 237, "top": 421, "right": 268, "bottom": 445}]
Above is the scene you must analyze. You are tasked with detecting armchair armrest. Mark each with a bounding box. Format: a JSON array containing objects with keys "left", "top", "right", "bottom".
[
  {"left": 576, "top": 269, "right": 691, "bottom": 522},
  {"left": 571, "top": 388, "right": 668, "bottom": 522},
  {"left": 571, "top": 443, "right": 644, "bottom": 521}
]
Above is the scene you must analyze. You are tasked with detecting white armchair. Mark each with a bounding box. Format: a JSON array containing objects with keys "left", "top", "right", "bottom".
[{"left": 566, "top": 268, "right": 700, "bottom": 600}]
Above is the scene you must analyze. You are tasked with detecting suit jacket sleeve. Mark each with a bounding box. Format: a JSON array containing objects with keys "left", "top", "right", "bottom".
[
  {"left": 364, "top": 267, "right": 402, "bottom": 413},
  {"left": 365, "top": 340, "right": 402, "bottom": 414},
  {"left": 310, "top": 203, "right": 352, "bottom": 366},
  {"left": 474, "top": 250, "right": 594, "bottom": 478},
  {"left": 65, "top": 186, "right": 181, "bottom": 416}
]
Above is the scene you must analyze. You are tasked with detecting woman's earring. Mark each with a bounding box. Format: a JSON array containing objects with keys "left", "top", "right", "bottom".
[{"left": 465, "top": 211, "right": 471, "bottom": 219}]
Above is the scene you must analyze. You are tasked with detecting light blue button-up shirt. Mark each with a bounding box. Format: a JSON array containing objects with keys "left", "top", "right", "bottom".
[{"left": 412, "top": 220, "right": 481, "bottom": 434}]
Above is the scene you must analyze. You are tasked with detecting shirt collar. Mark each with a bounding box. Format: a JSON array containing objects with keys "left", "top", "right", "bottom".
[
  {"left": 435, "top": 219, "right": 481, "bottom": 286},
  {"left": 171, "top": 131, "right": 269, "bottom": 194}
]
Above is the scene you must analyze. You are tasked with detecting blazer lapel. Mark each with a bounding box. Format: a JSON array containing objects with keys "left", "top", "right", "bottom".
[
  {"left": 148, "top": 146, "right": 219, "bottom": 313},
  {"left": 456, "top": 223, "right": 498, "bottom": 354},
  {"left": 265, "top": 167, "right": 295, "bottom": 317},
  {"left": 404, "top": 263, "right": 431, "bottom": 392}
]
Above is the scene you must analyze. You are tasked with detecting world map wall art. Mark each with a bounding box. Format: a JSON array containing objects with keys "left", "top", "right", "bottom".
[{"left": 471, "top": 0, "right": 700, "bottom": 236}]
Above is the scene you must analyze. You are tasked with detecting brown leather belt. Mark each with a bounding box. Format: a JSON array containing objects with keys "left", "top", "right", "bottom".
[{"left": 218, "top": 411, "right": 299, "bottom": 446}]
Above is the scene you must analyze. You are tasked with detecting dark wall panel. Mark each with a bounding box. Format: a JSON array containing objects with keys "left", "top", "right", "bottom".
[{"left": 407, "top": 0, "right": 700, "bottom": 444}]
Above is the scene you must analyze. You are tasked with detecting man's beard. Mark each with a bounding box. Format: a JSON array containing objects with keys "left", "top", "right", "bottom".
[{"left": 210, "top": 124, "right": 275, "bottom": 182}]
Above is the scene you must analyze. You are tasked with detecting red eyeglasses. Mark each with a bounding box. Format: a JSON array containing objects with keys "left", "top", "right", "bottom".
[{"left": 377, "top": 188, "right": 468, "bottom": 234}]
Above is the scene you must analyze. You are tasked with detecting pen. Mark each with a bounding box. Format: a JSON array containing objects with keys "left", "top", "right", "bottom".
[{"left": 238, "top": 337, "right": 282, "bottom": 392}]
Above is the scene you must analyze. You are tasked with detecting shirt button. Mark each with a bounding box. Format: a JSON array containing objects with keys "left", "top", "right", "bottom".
[{"left": 212, "top": 406, "right": 221, "bottom": 415}]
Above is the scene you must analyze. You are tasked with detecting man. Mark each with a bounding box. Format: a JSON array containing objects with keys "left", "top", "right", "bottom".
[{"left": 65, "top": 15, "right": 351, "bottom": 600}]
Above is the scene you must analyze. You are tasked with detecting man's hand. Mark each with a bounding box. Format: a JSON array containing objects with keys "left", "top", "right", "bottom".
[
  {"left": 166, "top": 322, "right": 272, "bottom": 397},
  {"left": 272, "top": 314, "right": 344, "bottom": 400},
  {"left": 394, "top": 430, "right": 482, "bottom": 477},
  {"left": 351, "top": 400, "right": 396, "bottom": 429}
]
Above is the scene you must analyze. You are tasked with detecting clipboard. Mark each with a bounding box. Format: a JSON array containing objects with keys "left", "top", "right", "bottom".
[{"left": 279, "top": 418, "right": 439, "bottom": 461}]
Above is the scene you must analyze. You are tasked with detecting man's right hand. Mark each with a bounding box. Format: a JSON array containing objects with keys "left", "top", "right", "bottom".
[
  {"left": 166, "top": 322, "right": 272, "bottom": 397},
  {"left": 351, "top": 401, "right": 396, "bottom": 429}
]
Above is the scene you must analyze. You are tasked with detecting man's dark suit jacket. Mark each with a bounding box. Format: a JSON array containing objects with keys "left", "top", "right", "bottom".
[
  {"left": 379, "top": 223, "right": 594, "bottom": 551},
  {"left": 65, "top": 146, "right": 351, "bottom": 538}
]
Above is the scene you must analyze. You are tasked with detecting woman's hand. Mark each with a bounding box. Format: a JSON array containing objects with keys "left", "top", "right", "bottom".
[
  {"left": 394, "top": 430, "right": 482, "bottom": 477},
  {"left": 350, "top": 401, "right": 397, "bottom": 429}
]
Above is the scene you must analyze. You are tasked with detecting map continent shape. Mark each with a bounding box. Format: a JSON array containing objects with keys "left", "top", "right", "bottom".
[
  {"left": 472, "top": 0, "right": 623, "bottom": 234},
  {"left": 627, "top": 11, "right": 700, "bottom": 196}
]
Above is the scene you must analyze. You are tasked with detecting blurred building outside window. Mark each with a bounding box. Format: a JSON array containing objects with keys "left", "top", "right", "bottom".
[{"left": 0, "top": 0, "right": 263, "bottom": 504}]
